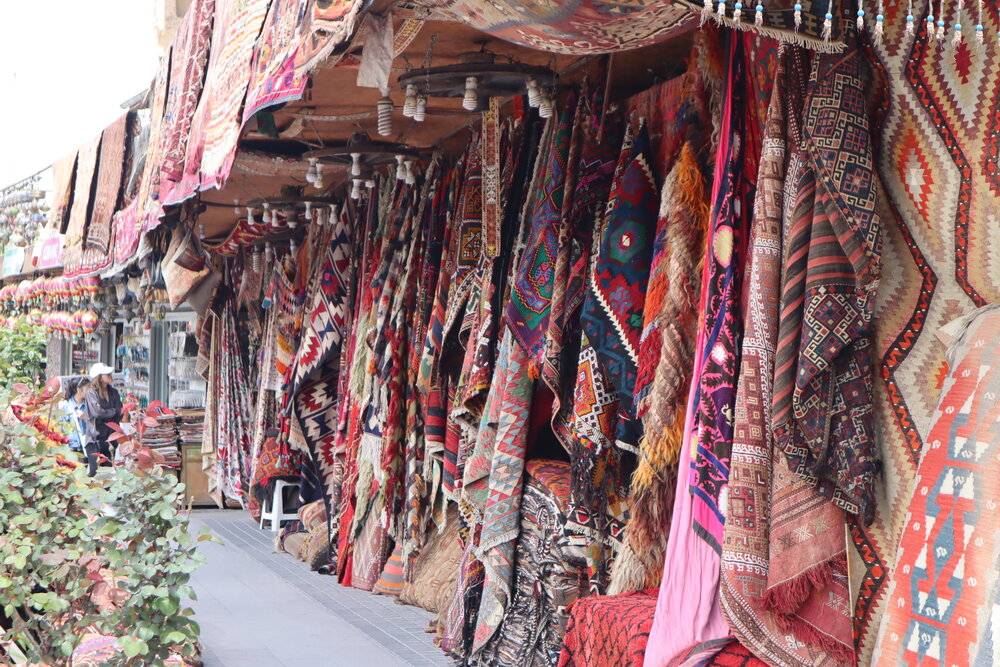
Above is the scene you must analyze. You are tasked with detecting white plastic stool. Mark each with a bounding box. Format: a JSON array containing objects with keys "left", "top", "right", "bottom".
[{"left": 259, "top": 480, "right": 300, "bottom": 532}]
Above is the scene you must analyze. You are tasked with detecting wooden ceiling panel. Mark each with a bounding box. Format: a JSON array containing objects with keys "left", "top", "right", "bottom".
[{"left": 200, "top": 12, "right": 694, "bottom": 240}]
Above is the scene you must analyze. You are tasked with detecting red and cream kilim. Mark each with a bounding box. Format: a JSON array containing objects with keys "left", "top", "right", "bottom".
[{"left": 862, "top": 1, "right": 1000, "bottom": 660}]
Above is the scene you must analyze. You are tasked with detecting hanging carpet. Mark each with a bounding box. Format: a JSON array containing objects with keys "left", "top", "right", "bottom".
[
  {"left": 644, "top": 31, "right": 751, "bottom": 667},
  {"left": 872, "top": 305, "right": 1000, "bottom": 666},
  {"left": 855, "top": 1, "right": 1000, "bottom": 659},
  {"left": 416, "top": 0, "right": 694, "bottom": 55},
  {"left": 86, "top": 113, "right": 129, "bottom": 257},
  {"left": 243, "top": 0, "right": 310, "bottom": 123},
  {"left": 480, "top": 460, "right": 587, "bottom": 667},
  {"left": 160, "top": 0, "right": 215, "bottom": 194},
  {"left": 719, "top": 45, "right": 853, "bottom": 667}
]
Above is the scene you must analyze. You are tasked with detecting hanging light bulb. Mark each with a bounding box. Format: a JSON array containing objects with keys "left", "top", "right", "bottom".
[
  {"left": 328, "top": 204, "right": 338, "bottom": 225},
  {"left": 304, "top": 201, "right": 313, "bottom": 220},
  {"left": 290, "top": 238, "right": 298, "bottom": 253},
  {"left": 351, "top": 178, "right": 362, "bottom": 200},
  {"left": 313, "top": 163, "right": 325, "bottom": 190},
  {"left": 247, "top": 207, "right": 257, "bottom": 225},
  {"left": 305, "top": 158, "right": 318, "bottom": 184},
  {"left": 404, "top": 160, "right": 416, "bottom": 186},
  {"left": 233, "top": 199, "right": 241, "bottom": 215},
  {"left": 264, "top": 242, "right": 273, "bottom": 265},
  {"left": 262, "top": 202, "right": 273, "bottom": 225},
  {"left": 463, "top": 77, "right": 479, "bottom": 112},
  {"left": 376, "top": 96, "right": 393, "bottom": 137},
  {"left": 198, "top": 223, "right": 205, "bottom": 240},
  {"left": 403, "top": 84, "right": 418, "bottom": 117},
  {"left": 396, "top": 155, "right": 406, "bottom": 181},
  {"left": 538, "top": 93, "right": 553, "bottom": 119},
  {"left": 351, "top": 152, "right": 362, "bottom": 177},
  {"left": 365, "top": 178, "right": 376, "bottom": 190},
  {"left": 526, "top": 78, "right": 542, "bottom": 108},
  {"left": 252, "top": 248, "right": 262, "bottom": 272},
  {"left": 414, "top": 96, "right": 427, "bottom": 122}
]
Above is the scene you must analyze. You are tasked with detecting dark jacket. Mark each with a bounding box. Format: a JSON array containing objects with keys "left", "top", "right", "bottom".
[{"left": 84, "top": 386, "right": 123, "bottom": 443}]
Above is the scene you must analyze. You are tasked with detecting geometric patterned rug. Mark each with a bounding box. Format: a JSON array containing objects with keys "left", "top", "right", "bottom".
[{"left": 863, "top": 1, "right": 1000, "bottom": 660}]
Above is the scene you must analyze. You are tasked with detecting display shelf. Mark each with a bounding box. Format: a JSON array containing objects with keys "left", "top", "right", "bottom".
[
  {"left": 117, "top": 321, "right": 152, "bottom": 408},
  {"left": 166, "top": 320, "right": 206, "bottom": 410}
]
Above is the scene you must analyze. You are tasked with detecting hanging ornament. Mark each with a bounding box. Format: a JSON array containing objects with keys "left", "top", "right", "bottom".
[
  {"left": 755, "top": 1, "right": 764, "bottom": 24},
  {"left": 396, "top": 155, "right": 407, "bottom": 181},
  {"left": 717, "top": 0, "right": 727, "bottom": 18},
  {"left": 463, "top": 76, "right": 479, "bottom": 112},
  {"left": 824, "top": 9, "right": 834, "bottom": 39},
  {"left": 403, "top": 84, "right": 418, "bottom": 117},
  {"left": 794, "top": 1, "right": 803, "bottom": 29},
  {"left": 733, "top": 0, "right": 743, "bottom": 23},
  {"left": 351, "top": 152, "right": 362, "bottom": 177},
  {"left": 376, "top": 96, "right": 393, "bottom": 137},
  {"left": 905, "top": 0, "right": 915, "bottom": 35},
  {"left": 414, "top": 96, "right": 427, "bottom": 122},
  {"left": 539, "top": 93, "right": 554, "bottom": 119},
  {"left": 526, "top": 78, "right": 542, "bottom": 107},
  {"left": 858, "top": 0, "right": 866, "bottom": 32},
  {"left": 351, "top": 178, "right": 362, "bottom": 200}
]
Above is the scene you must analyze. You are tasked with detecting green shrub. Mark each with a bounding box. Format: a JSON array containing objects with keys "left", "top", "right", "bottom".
[
  {"left": 0, "top": 407, "right": 213, "bottom": 665},
  {"left": 0, "top": 320, "right": 47, "bottom": 390}
]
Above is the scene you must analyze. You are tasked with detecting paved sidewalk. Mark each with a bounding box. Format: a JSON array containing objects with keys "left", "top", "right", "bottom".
[{"left": 189, "top": 510, "right": 446, "bottom": 667}]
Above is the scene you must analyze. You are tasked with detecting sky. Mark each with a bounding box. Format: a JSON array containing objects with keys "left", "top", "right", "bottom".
[{"left": 0, "top": 0, "right": 162, "bottom": 189}]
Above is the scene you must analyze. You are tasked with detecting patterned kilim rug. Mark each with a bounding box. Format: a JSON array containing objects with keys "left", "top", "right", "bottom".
[
  {"left": 243, "top": 0, "right": 309, "bottom": 122},
  {"left": 191, "top": 0, "right": 271, "bottom": 192},
  {"left": 558, "top": 589, "right": 658, "bottom": 667},
  {"left": 160, "top": 0, "right": 214, "bottom": 191},
  {"left": 872, "top": 305, "right": 1000, "bottom": 665},
  {"left": 416, "top": 0, "right": 694, "bottom": 54},
  {"left": 860, "top": 1, "right": 1000, "bottom": 660},
  {"left": 86, "top": 114, "right": 128, "bottom": 257}
]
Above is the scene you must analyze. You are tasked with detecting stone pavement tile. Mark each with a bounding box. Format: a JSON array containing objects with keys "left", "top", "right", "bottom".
[
  {"left": 201, "top": 647, "right": 284, "bottom": 667},
  {"left": 190, "top": 510, "right": 447, "bottom": 666}
]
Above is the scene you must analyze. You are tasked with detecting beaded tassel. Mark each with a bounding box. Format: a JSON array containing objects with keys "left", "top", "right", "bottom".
[
  {"left": 824, "top": 9, "right": 834, "bottom": 39},
  {"left": 937, "top": 0, "right": 946, "bottom": 40},
  {"left": 733, "top": 1, "right": 743, "bottom": 23},
  {"left": 702, "top": 0, "right": 713, "bottom": 25},
  {"left": 976, "top": 0, "right": 984, "bottom": 46},
  {"left": 875, "top": 0, "right": 885, "bottom": 43},
  {"left": 755, "top": 1, "right": 764, "bottom": 24},
  {"left": 858, "top": 0, "right": 866, "bottom": 32},
  {"left": 795, "top": 1, "right": 803, "bottom": 29},
  {"left": 717, "top": 0, "right": 727, "bottom": 20},
  {"left": 953, "top": 0, "right": 964, "bottom": 45},
  {"left": 906, "top": 0, "right": 915, "bottom": 35}
]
